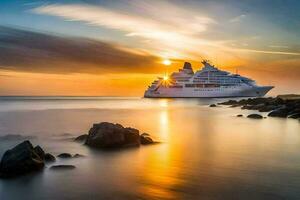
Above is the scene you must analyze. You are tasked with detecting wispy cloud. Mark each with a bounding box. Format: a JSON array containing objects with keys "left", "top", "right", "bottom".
[
  {"left": 32, "top": 3, "right": 219, "bottom": 59},
  {"left": 32, "top": 3, "right": 300, "bottom": 60},
  {"left": 229, "top": 14, "right": 246, "bottom": 23},
  {"left": 231, "top": 48, "right": 300, "bottom": 56},
  {"left": 269, "top": 45, "right": 289, "bottom": 49}
]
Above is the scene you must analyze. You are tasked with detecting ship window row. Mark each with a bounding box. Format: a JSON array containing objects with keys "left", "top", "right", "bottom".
[{"left": 185, "top": 84, "right": 220, "bottom": 88}]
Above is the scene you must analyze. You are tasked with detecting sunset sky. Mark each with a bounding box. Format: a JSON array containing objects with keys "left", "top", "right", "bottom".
[{"left": 0, "top": 0, "right": 300, "bottom": 96}]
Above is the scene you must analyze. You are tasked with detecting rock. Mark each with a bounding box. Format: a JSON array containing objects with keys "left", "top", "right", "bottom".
[
  {"left": 73, "top": 154, "right": 84, "bottom": 158},
  {"left": 140, "top": 133, "right": 154, "bottom": 145},
  {"left": 241, "top": 105, "right": 255, "bottom": 110},
  {"left": 57, "top": 153, "right": 72, "bottom": 158},
  {"left": 0, "top": 140, "right": 44, "bottom": 178},
  {"left": 74, "top": 134, "right": 88, "bottom": 142},
  {"left": 44, "top": 153, "right": 56, "bottom": 162},
  {"left": 50, "top": 165, "right": 75, "bottom": 170},
  {"left": 34, "top": 145, "right": 45, "bottom": 160},
  {"left": 258, "top": 105, "right": 280, "bottom": 112},
  {"left": 236, "top": 114, "right": 243, "bottom": 117},
  {"left": 209, "top": 104, "right": 217, "bottom": 107},
  {"left": 218, "top": 100, "right": 238, "bottom": 105},
  {"left": 85, "top": 122, "right": 140, "bottom": 148},
  {"left": 268, "top": 108, "right": 289, "bottom": 118},
  {"left": 288, "top": 113, "right": 300, "bottom": 119},
  {"left": 247, "top": 114, "right": 263, "bottom": 119}
]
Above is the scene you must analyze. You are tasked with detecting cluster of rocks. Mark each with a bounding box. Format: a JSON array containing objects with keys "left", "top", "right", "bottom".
[
  {"left": 0, "top": 141, "right": 85, "bottom": 178},
  {"left": 218, "top": 96, "right": 300, "bottom": 119},
  {"left": 0, "top": 122, "right": 156, "bottom": 178},
  {"left": 76, "top": 122, "right": 155, "bottom": 149}
]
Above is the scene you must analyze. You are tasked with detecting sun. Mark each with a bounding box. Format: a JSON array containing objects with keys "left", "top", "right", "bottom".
[
  {"left": 163, "top": 59, "right": 171, "bottom": 65},
  {"left": 163, "top": 75, "right": 169, "bottom": 81}
]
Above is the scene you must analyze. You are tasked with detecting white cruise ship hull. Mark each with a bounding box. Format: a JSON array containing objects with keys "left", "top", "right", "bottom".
[{"left": 144, "top": 86, "right": 273, "bottom": 98}]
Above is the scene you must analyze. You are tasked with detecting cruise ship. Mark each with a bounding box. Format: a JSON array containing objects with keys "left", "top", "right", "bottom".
[{"left": 144, "top": 60, "right": 273, "bottom": 98}]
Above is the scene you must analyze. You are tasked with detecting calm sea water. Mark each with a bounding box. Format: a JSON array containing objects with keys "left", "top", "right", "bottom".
[{"left": 0, "top": 97, "right": 300, "bottom": 200}]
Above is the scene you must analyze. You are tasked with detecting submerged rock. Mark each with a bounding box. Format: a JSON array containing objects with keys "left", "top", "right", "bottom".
[
  {"left": 74, "top": 134, "right": 88, "bottom": 142},
  {"left": 50, "top": 165, "right": 75, "bottom": 170},
  {"left": 0, "top": 140, "right": 44, "bottom": 178},
  {"left": 247, "top": 114, "right": 263, "bottom": 119},
  {"left": 57, "top": 153, "right": 72, "bottom": 158},
  {"left": 44, "top": 153, "right": 56, "bottom": 162},
  {"left": 73, "top": 154, "right": 85, "bottom": 158},
  {"left": 140, "top": 133, "right": 154, "bottom": 145},
  {"left": 85, "top": 122, "right": 141, "bottom": 148},
  {"left": 236, "top": 114, "right": 243, "bottom": 117}
]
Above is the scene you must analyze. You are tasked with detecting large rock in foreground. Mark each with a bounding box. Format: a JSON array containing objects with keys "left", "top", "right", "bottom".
[
  {"left": 0, "top": 141, "right": 45, "bottom": 178},
  {"left": 85, "top": 122, "right": 153, "bottom": 149}
]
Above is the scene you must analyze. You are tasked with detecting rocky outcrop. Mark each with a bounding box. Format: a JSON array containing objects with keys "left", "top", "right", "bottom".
[
  {"left": 0, "top": 141, "right": 45, "bottom": 178},
  {"left": 236, "top": 114, "right": 243, "bottom": 117},
  {"left": 74, "top": 134, "right": 88, "bottom": 142},
  {"left": 209, "top": 104, "right": 217, "bottom": 107},
  {"left": 219, "top": 96, "right": 300, "bottom": 119},
  {"left": 247, "top": 114, "right": 263, "bottom": 119},
  {"left": 50, "top": 165, "right": 75, "bottom": 170},
  {"left": 85, "top": 122, "right": 155, "bottom": 149},
  {"left": 85, "top": 122, "right": 141, "bottom": 148}
]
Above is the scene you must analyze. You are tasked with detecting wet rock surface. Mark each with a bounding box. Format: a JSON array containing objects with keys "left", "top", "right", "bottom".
[
  {"left": 247, "top": 114, "right": 263, "bottom": 119},
  {"left": 50, "top": 165, "right": 76, "bottom": 170},
  {"left": 0, "top": 141, "right": 45, "bottom": 178},
  {"left": 140, "top": 133, "right": 154, "bottom": 145},
  {"left": 73, "top": 154, "right": 85, "bottom": 158},
  {"left": 45, "top": 153, "right": 56, "bottom": 162},
  {"left": 57, "top": 153, "right": 72, "bottom": 158},
  {"left": 34, "top": 145, "right": 45, "bottom": 160},
  {"left": 74, "top": 134, "right": 88, "bottom": 142},
  {"left": 219, "top": 96, "right": 300, "bottom": 119},
  {"left": 85, "top": 122, "right": 155, "bottom": 149}
]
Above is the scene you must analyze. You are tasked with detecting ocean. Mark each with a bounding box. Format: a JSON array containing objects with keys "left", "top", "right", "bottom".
[{"left": 0, "top": 97, "right": 299, "bottom": 200}]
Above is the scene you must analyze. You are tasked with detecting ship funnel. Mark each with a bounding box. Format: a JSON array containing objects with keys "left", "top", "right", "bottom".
[
  {"left": 183, "top": 62, "right": 194, "bottom": 74},
  {"left": 183, "top": 62, "right": 192, "bottom": 70}
]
